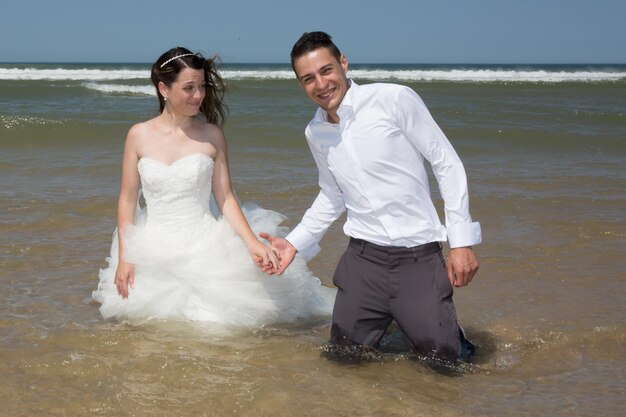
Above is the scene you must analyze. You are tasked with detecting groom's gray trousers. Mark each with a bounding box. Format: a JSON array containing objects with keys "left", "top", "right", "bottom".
[{"left": 330, "top": 237, "right": 463, "bottom": 360}]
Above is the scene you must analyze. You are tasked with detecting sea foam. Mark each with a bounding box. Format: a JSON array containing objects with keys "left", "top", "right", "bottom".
[
  {"left": 1, "top": 66, "right": 624, "bottom": 83},
  {"left": 0, "top": 68, "right": 147, "bottom": 81},
  {"left": 83, "top": 82, "right": 154, "bottom": 95}
]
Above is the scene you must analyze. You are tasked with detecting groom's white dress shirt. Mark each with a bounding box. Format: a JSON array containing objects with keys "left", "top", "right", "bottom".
[{"left": 286, "top": 81, "right": 482, "bottom": 260}]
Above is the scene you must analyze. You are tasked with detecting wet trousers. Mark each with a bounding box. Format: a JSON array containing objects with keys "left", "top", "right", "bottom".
[{"left": 330, "top": 238, "right": 467, "bottom": 361}]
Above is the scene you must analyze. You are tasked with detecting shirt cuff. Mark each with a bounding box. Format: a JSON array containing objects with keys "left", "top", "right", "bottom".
[
  {"left": 285, "top": 225, "right": 321, "bottom": 261},
  {"left": 447, "top": 222, "right": 482, "bottom": 248}
]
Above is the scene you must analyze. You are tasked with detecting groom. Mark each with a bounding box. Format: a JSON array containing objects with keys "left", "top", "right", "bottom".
[{"left": 261, "top": 31, "right": 481, "bottom": 362}]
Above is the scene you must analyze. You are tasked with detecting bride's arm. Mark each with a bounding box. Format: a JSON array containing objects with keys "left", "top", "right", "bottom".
[
  {"left": 210, "top": 128, "right": 279, "bottom": 271},
  {"left": 115, "top": 125, "right": 142, "bottom": 298}
]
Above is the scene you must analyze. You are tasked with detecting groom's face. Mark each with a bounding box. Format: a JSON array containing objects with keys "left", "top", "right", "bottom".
[{"left": 293, "top": 47, "right": 349, "bottom": 122}]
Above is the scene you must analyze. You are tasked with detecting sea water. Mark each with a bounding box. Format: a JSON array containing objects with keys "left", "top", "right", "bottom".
[{"left": 1, "top": 63, "right": 625, "bottom": 416}]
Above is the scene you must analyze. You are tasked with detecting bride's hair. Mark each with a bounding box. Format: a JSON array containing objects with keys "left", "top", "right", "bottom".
[{"left": 151, "top": 47, "right": 228, "bottom": 127}]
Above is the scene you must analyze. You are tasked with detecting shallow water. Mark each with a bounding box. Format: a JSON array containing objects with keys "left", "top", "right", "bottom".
[{"left": 1, "top": 67, "right": 625, "bottom": 416}]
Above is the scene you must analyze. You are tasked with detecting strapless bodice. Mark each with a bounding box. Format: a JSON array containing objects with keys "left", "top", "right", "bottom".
[{"left": 138, "top": 153, "right": 215, "bottom": 231}]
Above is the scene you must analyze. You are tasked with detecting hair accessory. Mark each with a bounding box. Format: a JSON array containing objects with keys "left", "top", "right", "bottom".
[{"left": 160, "top": 53, "right": 196, "bottom": 68}]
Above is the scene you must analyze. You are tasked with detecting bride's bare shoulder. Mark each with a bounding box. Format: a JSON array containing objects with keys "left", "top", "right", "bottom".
[
  {"left": 125, "top": 119, "right": 162, "bottom": 147},
  {"left": 203, "top": 123, "right": 224, "bottom": 142},
  {"left": 121, "top": 120, "right": 160, "bottom": 159},
  {"left": 191, "top": 120, "right": 225, "bottom": 146},
  {"left": 129, "top": 118, "right": 159, "bottom": 137}
]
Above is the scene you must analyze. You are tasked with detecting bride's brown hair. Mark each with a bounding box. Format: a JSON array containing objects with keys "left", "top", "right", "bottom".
[{"left": 151, "top": 47, "right": 228, "bottom": 127}]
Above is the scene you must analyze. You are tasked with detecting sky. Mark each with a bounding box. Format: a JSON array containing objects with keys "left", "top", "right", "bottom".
[{"left": 1, "top": 0, "right": 624, "bottom": 64}]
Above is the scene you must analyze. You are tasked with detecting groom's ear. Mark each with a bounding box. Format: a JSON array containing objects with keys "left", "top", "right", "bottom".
[{"left": 340, "top": 54, "right": 349, "bottom": 74}]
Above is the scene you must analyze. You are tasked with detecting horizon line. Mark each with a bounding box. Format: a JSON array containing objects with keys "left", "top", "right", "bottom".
[{"left": 2, "top": 61, "right": 626, "bottom": 66}]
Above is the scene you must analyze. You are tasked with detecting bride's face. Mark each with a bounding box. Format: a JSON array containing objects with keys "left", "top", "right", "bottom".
[{"left": 162, "top": 68, "right": 206, "bottom": 116}]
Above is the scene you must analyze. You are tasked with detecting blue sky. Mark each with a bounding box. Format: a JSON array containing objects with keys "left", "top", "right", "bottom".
[{"left": 1, "top": 0, "right": 624, "bottom": 63}]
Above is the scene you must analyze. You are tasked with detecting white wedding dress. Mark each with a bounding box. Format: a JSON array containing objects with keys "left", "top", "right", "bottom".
[{"left": 92, "top": 153, "right": 335, "bottom": 326}]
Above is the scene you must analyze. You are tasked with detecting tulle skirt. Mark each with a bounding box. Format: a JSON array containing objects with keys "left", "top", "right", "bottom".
[{"left": 92, "top": 203, "right": 335, "bottom": 327}]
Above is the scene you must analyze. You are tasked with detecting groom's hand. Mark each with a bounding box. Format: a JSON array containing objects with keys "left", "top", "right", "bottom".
[
  {"left": 259, "top": 232, "right": 297, "bottom": 275},
  {"left": 447, "top": 246, "right": 479, "bottom": 287}
]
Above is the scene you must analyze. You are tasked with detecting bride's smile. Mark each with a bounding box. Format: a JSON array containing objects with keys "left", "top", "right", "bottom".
[{"left": 161, "top": 68, "right": 206, "bottom": 117}]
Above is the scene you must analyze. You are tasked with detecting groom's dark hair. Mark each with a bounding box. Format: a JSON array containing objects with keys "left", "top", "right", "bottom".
[{"left": 290, "top": 31, "right": 342, "bottom": 72}]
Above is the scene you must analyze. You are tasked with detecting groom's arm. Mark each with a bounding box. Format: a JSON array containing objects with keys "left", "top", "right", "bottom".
[
  {"left": 260, "top": 129, "right": 345, "bottom": 274},
  {"left": 289, "top": 126, "right": 346, "bottom": 258},
  {"left": 284, "top": 187, "right": 345, "bottom": 260},
  {"left": 260, "top": 182, "right": 345, "bottom": 275}
]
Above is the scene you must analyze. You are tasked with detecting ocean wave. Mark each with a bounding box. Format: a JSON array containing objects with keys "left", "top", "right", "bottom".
[
  {"left": 349, "top": 69, "right": 626, "bottom": 83},
  {"left": 0, "top": 68, "right": 147, "bottom": 81},
  {"left": 1, "top": 67, "right": 625, "bottom": 83},
  {"left": 83, "top": 82, "right": 155, "bottom": 96},
  {"left": 225, "top": 68, "right": 626, "bottom": 82},
  {"left": 221, "top": 70, "right": 295, "bottom": 80}
]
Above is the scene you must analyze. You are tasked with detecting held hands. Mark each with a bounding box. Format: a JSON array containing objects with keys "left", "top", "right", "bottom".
[
  {"left": 247, "top": 238, "right": 281, "bottom": 274},
  {"left": 258, "top": 232, "right": 297, "bottom": 275},
  {"left": 115, "top": 260, "right": 135, "bottom": 299},
  {"left": 446, "top": 246, "right": 479, "bottom": 287}
]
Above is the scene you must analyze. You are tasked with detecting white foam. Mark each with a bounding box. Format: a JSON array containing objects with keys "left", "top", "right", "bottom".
[
  {"left": 220, "top": 70, "right": 295, "bottom": 80},
  {"left": 348, "top": 69, "right": 626, "bottom": 82},
  {"left": 1, "top": 66, "right": 624, "bottom": 83},
  {"left": 0, "top": 68, "right": 147, "bottom": 81},
  {"left": 83, "top": 82, "right": 155, "bottom": 96}
]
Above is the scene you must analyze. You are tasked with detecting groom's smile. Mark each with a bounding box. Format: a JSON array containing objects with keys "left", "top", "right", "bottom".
[{"left": 294, "top": 47, "right": 350, "bottom": 124}]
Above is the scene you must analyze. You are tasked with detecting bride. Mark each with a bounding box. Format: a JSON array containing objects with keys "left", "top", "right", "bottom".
[{"left": 92, "top": 47, "right": 335, "bottom": 326}]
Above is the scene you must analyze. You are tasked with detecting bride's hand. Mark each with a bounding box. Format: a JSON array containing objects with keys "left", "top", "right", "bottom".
[
  {"left": 258, "top": 233, "right": 296, "bottom": 275},
  {"left": 247, "top": 240, "right": 280, "bottom": 274},
  {"left": 114, "top": 260, "right": 135, "bottom": 299}
]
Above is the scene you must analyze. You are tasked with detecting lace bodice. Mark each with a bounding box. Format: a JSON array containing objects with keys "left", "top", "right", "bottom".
[{"left": 138, "top": 153, "right": 215, "bottom": 231}]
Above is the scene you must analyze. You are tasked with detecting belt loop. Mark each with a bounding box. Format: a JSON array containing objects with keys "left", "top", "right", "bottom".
[
  {"left": 360, "top": 240, "right": 365, "bottom": 254},
  {"left": 411, "top": 247, "right": 417, "bottom": 262}
]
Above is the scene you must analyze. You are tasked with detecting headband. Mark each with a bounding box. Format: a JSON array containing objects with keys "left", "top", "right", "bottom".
[{"left": 160, "top": 53, "right": 196, "bottom": 68}]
